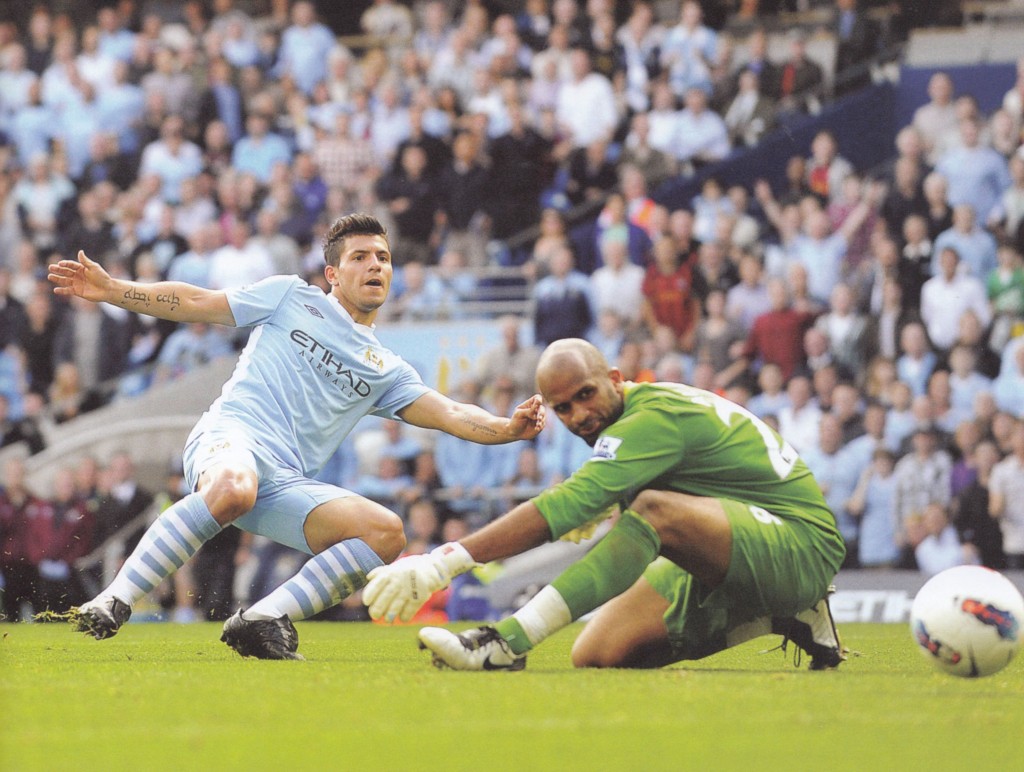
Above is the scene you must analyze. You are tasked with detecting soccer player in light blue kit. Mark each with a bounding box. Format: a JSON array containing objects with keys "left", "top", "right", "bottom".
[{"left": 48, "top": 214, "right": 545, "bottom": 659}]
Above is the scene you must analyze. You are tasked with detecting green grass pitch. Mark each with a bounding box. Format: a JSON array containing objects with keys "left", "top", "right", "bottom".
[{"left": 2, "top": 621, "right": 1022, "bottom": 771}]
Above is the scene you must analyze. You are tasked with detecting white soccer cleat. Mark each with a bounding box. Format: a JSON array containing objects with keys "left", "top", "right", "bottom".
[
  {"left": 418, "top": 626, "right": 527, "bottom": 671},
  {"left": 773, "top": 585, "right": 846, "bottom": 670},
  {"left": 74, "top": 595, "right": 132, "bottom": 640}
]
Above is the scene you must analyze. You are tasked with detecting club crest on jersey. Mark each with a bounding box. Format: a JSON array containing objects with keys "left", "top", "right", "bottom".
[
  {"left": 363, "top": 346, "right": 385, "bottom": 373},
  {"left": 592, "top": 435, "right": 623, "bottom": 460}
]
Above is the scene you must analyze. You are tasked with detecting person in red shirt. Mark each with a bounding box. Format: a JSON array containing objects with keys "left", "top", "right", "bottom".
[
  {"left": 1, "top": 457, "right": 48, "bottom": 620},
  {"left": 740, "top": 277, "right": 818, "bottom": 380},
  {"left": 640, "top": 236, "right": 700, "bottom": 352},
  {"left": 26, "top": 467, "right": 95, "bottom": 614}
]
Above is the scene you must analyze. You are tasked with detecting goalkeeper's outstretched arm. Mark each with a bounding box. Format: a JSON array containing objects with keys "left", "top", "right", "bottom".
[{"left": 364, "top": 501, "right": 554, "bottom": 623}]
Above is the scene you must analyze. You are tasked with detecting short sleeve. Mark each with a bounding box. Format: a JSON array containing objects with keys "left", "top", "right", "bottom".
[
  {"left": 226, "top": 275, "right": 303, "bottom": 328},
  {"left": 370, "top": 360, "right": 430, "bottom": 419}
]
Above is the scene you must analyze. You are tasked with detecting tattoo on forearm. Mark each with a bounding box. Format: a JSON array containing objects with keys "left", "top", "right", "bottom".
[
  {"left": 460, "top": 417, "right": 498, "bottom": 436},
  {"left": 123, "top": 287, "right": 151, "bottom": 309},
  {"left": 122, "top": 287, "right": 181, "bottom": 313},
  {"left": 156, "top": 290, "right": 181, "bottom": 311}
]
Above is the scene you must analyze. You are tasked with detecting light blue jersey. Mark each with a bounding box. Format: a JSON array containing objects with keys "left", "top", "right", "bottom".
[{"left": 190, "top": 275, "right": 430, "bottom": 479}]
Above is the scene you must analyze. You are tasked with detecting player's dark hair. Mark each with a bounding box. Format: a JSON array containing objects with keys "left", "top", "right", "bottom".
[{"left": 322, "top": 213, "right": 389, "bottom": 267}]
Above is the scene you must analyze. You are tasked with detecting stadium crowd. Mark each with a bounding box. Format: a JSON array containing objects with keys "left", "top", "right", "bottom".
[{"left": 2, "top": 0, "right": 1024, "bottom": 624}]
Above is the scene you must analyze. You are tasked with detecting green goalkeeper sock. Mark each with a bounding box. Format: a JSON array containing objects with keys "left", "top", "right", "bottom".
[
  {"left": 551, "top": 509, "right": 661, "bottom": 619},
  {"left": 495, "top": 510, "right": 661, "bottom": 655}
]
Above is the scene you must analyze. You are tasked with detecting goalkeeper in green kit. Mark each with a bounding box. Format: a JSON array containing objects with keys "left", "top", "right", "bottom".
[{"left": 364, "top": 338, "right": 847, "bottom": 670}]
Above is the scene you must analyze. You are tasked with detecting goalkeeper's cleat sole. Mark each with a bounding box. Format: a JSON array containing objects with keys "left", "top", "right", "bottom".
[
  {"left": 74, "top": 595, "right": 132, "bottom": 640},
  {"left": 772, "top": 585, "right": 847, "bottom": 670},
  {"left": 221, "top": 609, "right": 305, "bottom": 660},
  {"left": 418, "top": 626, "right": 527, "bottom": 671}
]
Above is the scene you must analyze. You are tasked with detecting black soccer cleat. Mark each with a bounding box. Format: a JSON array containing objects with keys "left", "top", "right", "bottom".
[
  {"left": 772, "top": 586, "right": 847, "bottom": 670},
  {"left": 74, "top": 595, "right": 132, "bottom": 640},
  {"left": 221, "top": 609, "right": 305, "bottom": 660}
]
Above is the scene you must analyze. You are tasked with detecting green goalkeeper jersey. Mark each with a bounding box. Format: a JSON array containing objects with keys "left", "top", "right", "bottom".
[{"left": 534, "top": 382, "right": 837, "bottom": 541}]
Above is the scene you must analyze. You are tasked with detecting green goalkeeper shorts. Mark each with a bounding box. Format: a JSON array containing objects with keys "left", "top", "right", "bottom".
[{"left": 644, "top": 498, "right": 845, "bottom": 662}]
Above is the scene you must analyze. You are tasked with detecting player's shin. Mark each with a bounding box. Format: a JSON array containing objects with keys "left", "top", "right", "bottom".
[
  {"left": 105, "top": 492, "right": 222, "bottom": 607},
  {"left": 244, "top": 538, "right": 383, "bottom": 621},
  {"left": 498, "top": 510, "right": 662, "bottom": 655}
]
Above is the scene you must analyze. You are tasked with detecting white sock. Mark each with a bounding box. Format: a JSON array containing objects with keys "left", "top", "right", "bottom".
[
  {"left": 510, "top": 585, "right": 573, "bottom": 647},
  {"left": 244, "top": 538, "right": 383, "bottom": 621}
]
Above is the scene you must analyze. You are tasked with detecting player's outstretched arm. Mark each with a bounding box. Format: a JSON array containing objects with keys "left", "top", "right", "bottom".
[
  {"left": 48, "top": 250, "right": 236, "bottom": 326},
  {"left": 365, "top": 500, "right": 552, "bottom": 622},
  {"left": 398, "top": 391, "right": 545, "bottom": 445}
]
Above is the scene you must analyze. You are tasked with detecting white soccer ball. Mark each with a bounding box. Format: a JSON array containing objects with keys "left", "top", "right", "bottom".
[{"left": 910, "top": 565, "right": 1024, "bottom": 678}]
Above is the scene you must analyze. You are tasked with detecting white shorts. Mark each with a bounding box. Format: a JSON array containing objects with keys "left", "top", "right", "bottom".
[{"left": 182, "top": 424, "right": 355, "bottom": 554}]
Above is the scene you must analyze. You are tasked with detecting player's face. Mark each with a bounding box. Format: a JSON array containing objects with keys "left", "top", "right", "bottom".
[
  {"left": 540, "top": 364, "right": 625, "bottom": 446},
  {"left": 326, "top": 234, "right": 392, "bottom": 323}
]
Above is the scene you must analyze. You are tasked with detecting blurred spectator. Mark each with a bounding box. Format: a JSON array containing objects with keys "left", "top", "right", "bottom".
[
  {"left": 556, "top": 47, "right": 617, "bottom": 150},
  {"left": 777, "top": 373, "right": 822, "bottom": 454},
  {"left": 893, "top": 424, "right": 952, "bottom": 550},
  {"left": 675, "top": 86, "right": 731, "bottom": 169},
  {"left": 27, "top": 466, "right": 94, "bottom": 613},
  {"left": 986, "top": 242, "right": 1024, "bottom": 348},
  {"left": 806, "top": 130, "right": 853, "bottom": 204},
  {"left": 0, "top": 456, "right": 42, "bottom": 620},
  {"left": 13, "top": 153, "right": 75, "bottom": 252},
  {"left": 774, "top": 30, "right": 824, "bottom": 115},
  {"left": 250, "top": 208, "right": 302, "bottom": 277},
  {"left": 274, "top": 1, "right": 339, "bottom": 96},
  {"left": 846, "top": 447, "right": 899, "bottom": 568},
  {"left": 207, "top": 219, "right": 274, "bottom": 290},
  {"left": 0, "top": 393, "right": 45, "bottom": 454},
  {"left": 532, "top": 245, "right": 594, "bottom": 346},
  {"left": 948, "top": 344, "right": 993, "bottom": 420},
  {"left": 564, "top": 139, "right": 618, "bottom": 208},
  {"left": 152, "top": 322, "right": 232, "bottom": 385},
  {"left": 376, "top": 144, "right": 439, "bottom": 265},
  {"left": 739, "top": 277, "right": 815, "bottom": 381},
  {"left": 475, "top": 316, "right": 541, "bottom": 406},
  {"left": 725, "top": 252, "right": 770, "bottom": 332},
  {"left": 435, "top": 130, "right": 491, "bottom": 268},
  {"left": 590, "top": 231, "right": 645, "bottom": 327},
  {"left": 139, "top": 115, "right": 203, "bottom": 204},
  {"left": 932, "top": 204, "right": 998, "bottom": 279},
  {"left": 19, "top": 291, "right": 71, "bottom": 397},
  {"left": 620, "top": 112, "right": 677, "bottom": 188},
  {"left": 935, "top": 117, "right": 1011, "bottom": 225},
  {"left": 745, "top": 361, "right": 789, "bottom": 419},
  {"left": 231, "top": 112, "right": 292, "bottom": 185},
  {"left": 660, "top": 1, "right": 717, "bottom": 97},
  {"left": 833, "top": 0, "right": 877, "bottom": 96},
  {"left": 954, "top": 439, "right": 1006, "bottom": 569},
  {"left": 591, "top": 192, "right": 651, "bottom": 269},
  {"left": 803, "top": 413, "right": 861, "bottom": 563},
  {"left": 915, "top": 502, "right": 979, "bottom": 576},
  {"left": 993, "top": 342, "right": 1024, "bottom": 416},
  {"left": 913, "top": 72, "right": 957, "bottom": 165},
  {"left": 895, "top": 321, "right": 936, "bottom": 397},
  {"left": 488, "top": 102, "right": 552, "bottom": 241},
  {"left": 920, "top": 246, "right": 991, "bottom": 353},
  {"left": 724, "top": 70, "right": 775, "bottom": 148},
  {"left": 641, "top": 236, "right": 700, "bottom": 352}
]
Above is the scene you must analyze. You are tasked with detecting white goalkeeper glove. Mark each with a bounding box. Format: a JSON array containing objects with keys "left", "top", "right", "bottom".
[{"left": 364, "top": 542, "right": 477, "bottom": 623}]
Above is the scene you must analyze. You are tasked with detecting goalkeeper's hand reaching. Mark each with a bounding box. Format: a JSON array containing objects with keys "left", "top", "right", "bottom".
[{"left": 364, "top": 542, "right": 477, "bottom": 623}]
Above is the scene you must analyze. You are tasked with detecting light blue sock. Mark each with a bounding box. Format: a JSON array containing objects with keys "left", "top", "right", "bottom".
[
  {"left": 107, "top": 492, "right": 222, "bottom": 606},
  {"left": 244, "top": 538, "right": 384, "bottom": 621}
]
